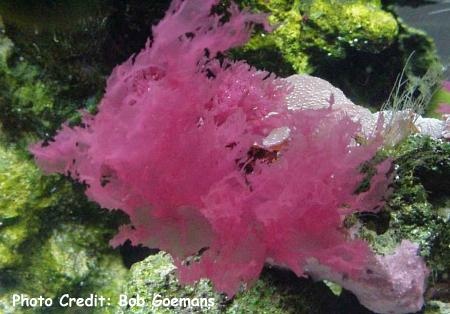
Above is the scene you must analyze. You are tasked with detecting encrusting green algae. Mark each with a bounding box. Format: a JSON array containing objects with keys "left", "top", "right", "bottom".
[
  {"left": 237, "top": 0, "right": 399, "bottom": 73},
  {"left": 0, "top": 137, "right": 128, "bottom": 313},
  {"left": 360, "top": 136, "right": 450, "bottom": 292},
  {"left": 120, "top": 252, "right": 372, "bottom": 314},
  {"left": 232, "top": 0, "right": 441, "bottom": 108}
]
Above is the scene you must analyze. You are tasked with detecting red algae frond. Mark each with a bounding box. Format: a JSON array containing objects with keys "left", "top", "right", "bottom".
[{"left": 31, "top": 0, "right": 394, "bottom": 298}]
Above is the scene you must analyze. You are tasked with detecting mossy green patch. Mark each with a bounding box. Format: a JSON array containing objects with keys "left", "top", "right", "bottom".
[
  {"left": 119, "top": 252, "right": 372, "bottom": 314},
  {"left": 0, "top": 224, "right": 127, "bottom": 314},
  {"left": 232, "top": 0, "right": 441, "bottom": 109},
  {"left": 361, "top": 136, "right": 450, "bottom": 297},
  {"left": 0, "top": 142, "right": 62, "bottom": 268},
  {"left": 0, "top": 30, "right": 81, "bottom": 142},
  {"left": 236, "top": 0, "right": 398, "bottom": 73},
  {"left": 301, "top": 0, "right": 398, "bottom": 57},
  {"left": 0, "top": 139, "right": 128, "bottom": 313},
  {"left": 425, "top": 301, "right": 450, "bottom": 314},
  {"left": 0, "top": 1, "right": 175, "bottom": 144}
]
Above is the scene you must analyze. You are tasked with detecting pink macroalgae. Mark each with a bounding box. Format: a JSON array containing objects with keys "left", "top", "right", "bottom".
[
  {"left": 438, "top": 81, "right": 450, "bottom": 115},
  {"left": 30, "top": 1, "right": 429, "bottom": 313},
  {"left": 440, "top": 104, "right": 450, "bottom": 115},
  {"left": 443, "top": 81, "right": 450, "bottom": 93}
]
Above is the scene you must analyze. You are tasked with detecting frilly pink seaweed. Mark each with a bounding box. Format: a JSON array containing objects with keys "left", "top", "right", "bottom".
[{"left": 30, "top": 1, "right": 427, "bottom": 312}]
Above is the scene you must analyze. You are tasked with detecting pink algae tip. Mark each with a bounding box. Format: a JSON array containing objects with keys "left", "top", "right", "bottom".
[
  {"left": 438, "top": 103, "right": 450, "bottom": 115},
  {"left": 439, "top": 81, "right": 450, "bottom": 115},
  {"left": 442, "top": 80, "right": 450, "bottom": 93},
  {"left": 30, "top": 0, "right": 395, "bottom": 298}
]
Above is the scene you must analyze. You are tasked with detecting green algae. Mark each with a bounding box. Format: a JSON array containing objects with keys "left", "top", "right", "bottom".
[
  {"left": 232, "top": 0, "right": 441, "bottom": 109},
  {"left": 425, "top": 301, "right": 450, "bottom": 314},
  {"left": 0, "top": 142, "right": 62, "bottom": 269},
  {"left": 0, "top": 0, "right": 169, "bottom": 143},
  {"left": 360, "top": 136, "right": 450, "bottom": 302},
  {"left": 119, "top": 252, "right": 371, "bottom": 314},
  {"left": 235, "top": 0, "right": 398, "bottom": 72},
  {"left": 0, "top": 138, "right": 128, "bottom": 313},
  {"left": 0, "top": 1, "right": 170, "bottom": 130},
  {"left": 0, "top": 224, "right": 127, "bottom": 314},
  {"left": 299, "top": 0, "right": 398, "bottom": 59},
  {"left": 0, "top": 29, "right": 80, "bottom": 142}
]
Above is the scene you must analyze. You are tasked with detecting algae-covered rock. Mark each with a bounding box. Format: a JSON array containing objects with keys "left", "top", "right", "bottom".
[
  {"left": 119, "top": 252, "right": 222, "bottom": 314},
  {"left": 233, "top": 0, "right": 440, "bottom": 108},
  {"left": 314, "top": 21, "right": 441, "bottom": 109},
  {"left": 0, "top": 224, "right": 127, "bottom": 314},
  {"left": 19, "top": 223, "right": 125, "bottom": 298},
  {"left": 360, "top": 135, "right": 450, "bottom": 304},
  {"left": 0, "top": 29, "right": 80, "bottom": 141},
  {"left": 0, "top": 1, "right": 171, "bottom": 142},
  {"left": 0, "top": 139, "right": 128, "bottom": 313},
  {"left": 235, "top": 0, "right": 398, "bottom": 73},
  {"left": 0, "top": 142, "right": 62, "bottom": 269},
  {"left": 0, "top": 1, "right": 169, "bottom": 124},
  {"left": 119, "top": 252, "right": 371, "bottom": 314},
  {"left": 286, "top": 0, "right": 398, "bottom": 68},
  {"left": 425, "top": 301, "right": 450, "bottom": 314}
]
